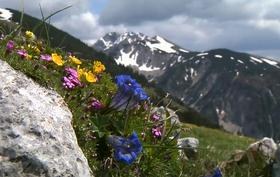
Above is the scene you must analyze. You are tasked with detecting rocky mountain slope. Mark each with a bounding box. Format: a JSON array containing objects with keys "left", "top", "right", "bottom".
[
  {"left": 93, "top": 32, "right": 193, "bottom": 81},
  {"left": 93, "top": 32, "right": 280, "bottom": 140}
]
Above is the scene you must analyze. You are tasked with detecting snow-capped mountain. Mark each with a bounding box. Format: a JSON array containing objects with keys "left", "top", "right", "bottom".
[
  {"left": 93, "top": 32, "right": 280, "bottom": 140},
  {"left": 93, "top": 32, "right": 192, "bottom": 80}
]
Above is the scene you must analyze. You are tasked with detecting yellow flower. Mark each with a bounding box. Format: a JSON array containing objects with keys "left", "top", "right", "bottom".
[
  {"left": 52, "top": 53, "right": 64, "bottom": 66},
  {"left": 69, "top": 55, "right": 82, "bottom": 65},
  {"left": 25, "top": 31, "right": 35, "bottom": 40},
  {"left": 26, "top": 54, "right": 32, "bottom": 60},
  {"left": 85, "top": 71, "right": 97, "bottom": 83},
  {"left": 77, "top": 65, "right": 86, "bottom": 79},
  {"left": 35, "top": 47, "right": 41, "bottom": 55},
  {"left": 93, "top": 61, "right": 105, "bottom": 74}
]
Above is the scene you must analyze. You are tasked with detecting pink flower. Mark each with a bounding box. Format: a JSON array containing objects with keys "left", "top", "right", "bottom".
[
  {"left": 62, "top": 76, "right": 76, "bottom": 89},
  {"left": 62, "top": 67, "right": 82, "bottom": 89},
  {"left": 17, "top": 49, "right": 27, "bottom": 58},
  {"left": 6, "top": 40, "right": 14, "bottom": 52},
  {"left": 91, "top": 98, "right": 104, "bottom": 110},
  {"left": 65, "top": 67, "right": 78, "bottom": 79},
  {"left": 150, "top": 113, "right": 161, "bottom": 122},
  {"left": 40, "top": 54, "right": 52, "bottom": 61},
  {"left": 152, "top": 126, "right": 162, "bottom": 138}
]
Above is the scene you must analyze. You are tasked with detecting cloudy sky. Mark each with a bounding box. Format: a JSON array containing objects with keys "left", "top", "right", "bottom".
[{"left": 1, "top": 0, "right": 280, "bottom": 60}]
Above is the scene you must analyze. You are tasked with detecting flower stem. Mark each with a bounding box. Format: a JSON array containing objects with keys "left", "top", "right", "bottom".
[{"left": 123, "top": 97, "right": 132, "bottom": 135}]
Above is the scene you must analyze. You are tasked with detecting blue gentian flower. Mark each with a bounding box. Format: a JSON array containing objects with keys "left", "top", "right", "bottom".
[
  {"left": 205, "top": 168, "right": 222, "bottom": 177},
  {"left": 110, "top": 75, "right": 149, "bottom": 110},
  {"left": 212, "top": 168, "right": 222, "bottom": 177},
  {"left": 107, "top": 132, "right": 142, "bottom": 165}
]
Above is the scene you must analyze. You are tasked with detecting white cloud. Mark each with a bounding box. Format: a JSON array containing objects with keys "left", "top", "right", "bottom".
[
  {"left": 53, "top": 11, "right": 127, "bottom": 45},
  {"left": 1, "top": 0, "right": 280, "bottom": 60},
  {"left": 0, "top": 0, "right": 91, "bottom": 19}
]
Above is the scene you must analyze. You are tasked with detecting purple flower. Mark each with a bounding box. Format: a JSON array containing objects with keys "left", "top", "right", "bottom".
[
  {"left": 152, "top": 126, "right": 162, "bottom": 138},
  {"left": 107, "top": 132, "right": 142, "bottom": 165},
  {"left": 6, "top": 40, "right": 14, "bottom": 52},
  {"left": 62, "top": 67, "right": 81, "bottom": 89},
  {"left": 150, "top": 113, "right": 161, "bottom": 122},
  {"left": 65, "top": 67, "right": 78, "bottom": 78},
  {"left": 40, "top": 54, "right": 52, "bottom": 61},
  {"left": 62, "top": 76, "right": 75, "bottom": 89},
  {"left": 17, "top": 49, "right": 27, "bottom": 58},
  {"left": 91, "top": 98, "right": 104, "bottom": 110}
]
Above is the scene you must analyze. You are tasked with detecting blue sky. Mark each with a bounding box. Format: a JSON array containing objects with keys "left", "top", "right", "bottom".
[
  {"left": 90, "top": 0, "right": 108, "bottom": 14},
  {"left": 1, "top": 0, "right": 280, "bottom": 60}
]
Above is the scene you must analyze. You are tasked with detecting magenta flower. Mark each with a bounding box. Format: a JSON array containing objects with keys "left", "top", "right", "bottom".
[
  {"left": 152, "top": 126, "right": 162, "bottom": 138},
  {"left": 17, "top": 49, "right": 27, "bottom": 58},
  {"left": 62, "top": 67, "right": 81, "bottom": 89},
  {"left": 65, "top": 67, "right": 78, "bottom": 78},
  {"left": 40, "top": 54, "right": 52, "bottom": 61},
  {"left": 91, "top": 98, "right": 104, "bottom": 110},
  {"left": 150, "top": 113, "right": 160, "bottom": 122},
  {"left": 6, "top": 40, "right": 14, "bottom": 52},
  {"left": 62, "top": 76, "right": 76, "bottom": 89}
]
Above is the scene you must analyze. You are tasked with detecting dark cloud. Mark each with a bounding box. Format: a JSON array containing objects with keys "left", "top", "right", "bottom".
[
  {"left": 99, "top": 0, "right": 260, "bottom": 25},
  {"left": 99, "top": 0, "right": 186, "bottom": 25}
]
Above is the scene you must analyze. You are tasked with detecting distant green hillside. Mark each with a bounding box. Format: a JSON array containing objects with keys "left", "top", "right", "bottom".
[{"left": 6, "top": 8, "right": 217, "bottom": 128}]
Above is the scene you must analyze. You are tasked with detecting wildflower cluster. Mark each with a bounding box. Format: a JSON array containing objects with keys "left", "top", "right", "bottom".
[
  {"left": 1, "top": 29, "right": 223, "bottom": 177},
  {"left": 2, "top": 30, "right": 149, "bottom": 167},
  {"left": 3, "top": 31, "right": 106, "bottom": 90}
]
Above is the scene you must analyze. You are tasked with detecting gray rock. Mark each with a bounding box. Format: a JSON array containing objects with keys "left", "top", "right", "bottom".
[
  {"left": 0, "top": 60, "right": 92, "bottom": 177},
  {"left": 273, "top": 144, "right": 280, "bottom": 177},
  {"left": 177, "top": 137, "right": 199, "bottom": 159},
  {"left": 247, "top": 137, "right": 277, "bottom": 162},
  {"left": 166, "top": 108, "right": 181, "bottom": 126}
]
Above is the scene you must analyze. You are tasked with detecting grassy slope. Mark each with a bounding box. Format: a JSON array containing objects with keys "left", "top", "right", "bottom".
[
  {"left": 7, "top": 9, "right": 218, "bottom": 129},
  {"left": 181, "top": 123, "right": 255, "bottom": 176}
]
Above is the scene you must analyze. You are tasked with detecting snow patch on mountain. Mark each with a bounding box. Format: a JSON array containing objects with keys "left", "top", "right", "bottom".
[
  {"left": 0, "top": 8, "right": 12, "bottom": 21},
  {"left": 197, "top": 53, "right": 208, "bottom": 56},
  {"left": 262, "top": 58, "right": 279, "bottom": 66},
  {"left": 250, "top": 56, "right": 263, "bottom": 63},
  {"left": 179, "top": 48, "right": 189, "bottom": 53},
  {"left": 237, "top": 60, "right": 244, "bottom": 64},
  {"left": 115, "top": 49, "right": 160, "bottom": 71},
  {"left": 115, "top": 49, "right": 138, "bottom": 67},
  {"left": 100, "top": 38, "right": 114, "bottom": 50},
  {"left": 214, "top": 55, "right": 223, "bottom": 58},
  {"left": 146, "top": 36, "right": 177, "bottom": 53},
  {"left": 139, "top": 64, "right": 160, "bottom": 71}
]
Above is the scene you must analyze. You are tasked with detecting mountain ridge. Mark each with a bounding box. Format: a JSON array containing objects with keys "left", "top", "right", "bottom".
[{"left": 93, "top": 32, "right": 280, "bottom": 140}]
